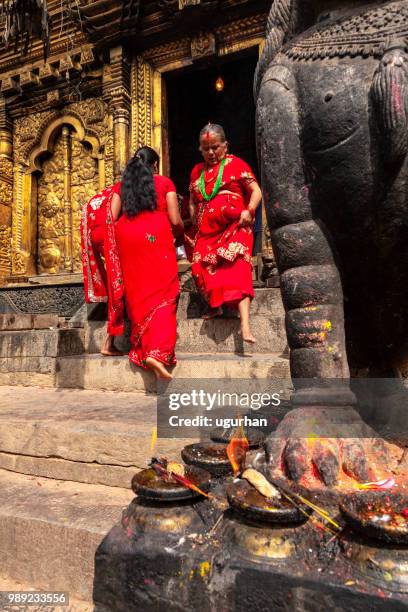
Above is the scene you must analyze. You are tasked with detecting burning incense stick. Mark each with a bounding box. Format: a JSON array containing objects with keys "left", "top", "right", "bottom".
[{"left": 150, "top": 458, "right": 212, "bottom": 499}]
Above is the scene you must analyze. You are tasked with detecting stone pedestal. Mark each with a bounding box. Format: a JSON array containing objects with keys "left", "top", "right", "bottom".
[{"left": 94, "top": 492, "right": 408, "bottom": 611}]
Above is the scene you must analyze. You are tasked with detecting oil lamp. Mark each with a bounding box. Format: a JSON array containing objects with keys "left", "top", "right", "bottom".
[{"left": 215, "top": 76, "right": 224, "bottom": 92}]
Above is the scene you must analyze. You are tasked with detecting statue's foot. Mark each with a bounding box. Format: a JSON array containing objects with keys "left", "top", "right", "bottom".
[{"left": 254, "top": 407, "right": 406, "bottom": 493}]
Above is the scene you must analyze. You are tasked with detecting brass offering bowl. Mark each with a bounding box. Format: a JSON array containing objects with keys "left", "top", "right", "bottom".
[
  {"left": 340, "top": 492, "right": 408, "bottom": 545},
  {"left": 181, "top": 442, "right": 232, "bottom": 476},
  {"left": 226, "top": 479, "right": 312, "bottom": 525},
  {"left": 131, "top": 466, "right": 211, "bottom": 502}
]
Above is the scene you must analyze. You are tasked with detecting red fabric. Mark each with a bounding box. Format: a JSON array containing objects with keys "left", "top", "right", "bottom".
[
  {"left": 81, "top": 183, "right": 124, "bottom": 336},
  {"left": 115, "top": 211, "right": 180, "bottom": 368},
  {"left": 189, "top": 155, "right": 257, "bottom": 308},
  {"left": 154, "top": 175, "right": 177, "bottom": 213}
]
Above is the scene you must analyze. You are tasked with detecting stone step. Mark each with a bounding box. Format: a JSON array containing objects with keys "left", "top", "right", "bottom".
[
  {"left": 0, "top": 328, "right": 85, "bottom": 387},
  {"left": 0, "top": 386, "right": 192, "bottom": 488},
  {"left": 0, "top": 328, "right": 85, "bottom": 358},
  {"left": 176, "top": 288, "right": 285, "bottom": 319},
  {"left": 56, "top": 352, "right": 291, "bottom": 393},
  {"left": 0, "top": 468, "right": 133, "bottom": 602},
  {"left": 85, "top": 316, "right": 287, "bottom": 355},
  {"left": 85, "top": 287, "right": 287, "bottom": 355},
  {"left": 0, "top": 313, "right": 60, "bottom": 331}
]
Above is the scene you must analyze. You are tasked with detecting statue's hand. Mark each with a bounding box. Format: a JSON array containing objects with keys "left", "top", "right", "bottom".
[{"left": 254, "top": 407, "right": 402, "bottom": 491}]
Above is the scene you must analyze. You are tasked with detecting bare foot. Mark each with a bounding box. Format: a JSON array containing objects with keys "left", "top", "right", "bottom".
[
  {"left": 146, "top": 356, "right": 173, "bottom": 380},
  {"left": 202, "top": 307, "right": 223, "bottom": 320},
  {"left": 101, "top": 347, "right": 124, "bottom": 357},
  {"left": 241, "top": 328, "right": 256, "bottom": 344}
]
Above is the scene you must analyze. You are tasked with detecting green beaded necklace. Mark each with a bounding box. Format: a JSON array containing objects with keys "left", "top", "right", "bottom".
[{"left": 200, "top": 158, "right": 226, "bottom": 201}]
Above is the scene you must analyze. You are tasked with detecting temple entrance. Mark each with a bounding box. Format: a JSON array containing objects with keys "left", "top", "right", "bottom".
[{"left": 165, "top": 51, "right": 261, "bottom": 251}]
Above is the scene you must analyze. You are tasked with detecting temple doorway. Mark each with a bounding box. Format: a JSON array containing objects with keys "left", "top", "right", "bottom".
[
  {"left": 165, "top": 50, "right": 261, "bottom": 252},
  {"left": 166, "top": 51, "right": 258, "bottom": 192}
]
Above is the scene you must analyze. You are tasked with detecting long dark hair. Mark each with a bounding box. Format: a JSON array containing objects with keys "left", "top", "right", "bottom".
[{"left": 121, "top": 146, "right": 160, "bottom": 218}]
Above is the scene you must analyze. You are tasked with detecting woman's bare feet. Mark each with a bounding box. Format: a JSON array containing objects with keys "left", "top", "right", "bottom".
[
  {"left": 101, "top": 335, "right": 124, "bottom": 357},
  {"left": 240, "top": 328, "right": 257, "bottom": 344},
  {"left": 202, "top": 307, "right": 222, "bottom": 320},
  {"left": 238, "top": 297, "right": 256, "bottom": 344},
  {"left": 146, "top": 356, "right": 173, "bottom": 380}
]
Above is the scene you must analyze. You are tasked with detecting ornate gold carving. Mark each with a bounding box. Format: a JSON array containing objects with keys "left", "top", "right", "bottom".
[
  {"left": 39, "top": 240, "right": 62, "bottom": 274},
  {"left": 14, "top": 110, "right": 57, "bottom": 162},
  {"left": 39, "top": 63, "right": 60, "bottom": 83},
  {"left": 191, "top": 32, "right": 217, "bottom": 60},
  {"left": 131, "top": 58, "right": 154, "bottom": 151},
  {"left": 179, "top": 0, "right": 201, "bottom": 8},
  {"left": 46, "top": 90, "right": 60, "bottom": 105},
  {"left": 141, "top": 39, "right": 191, "bottom": 71},
  {"left": 0, "top": 226, "right": 11, "bottom": 276},
  {"left": 37, "top": 126, "right": 99, "bottom": 274},
  {"left": 70, "top": 135, "right": 99, "bottom": 271},
  {"left": 12, "top": 97, "right": 112, "bottom": 276},
  {"left": 141, "top": 13, "right": 266, "bottom": 71},
  {"left": 0, "top": 158, "right": 13, "bottom": 206},
  {"left": 12, "top": 250, "right": 30, "bottom": 275},
  {"left": 69, "top": 99, "right": 106, "bottom": 126},
  {"left": 38, "top": 132, "right": 66, "bottom": 274},
  {"left": 11, "top": 164, "right": 26, "bottom": 275},
  {"left": 217, "top": 13, "right": 267, "bottom": 56}
]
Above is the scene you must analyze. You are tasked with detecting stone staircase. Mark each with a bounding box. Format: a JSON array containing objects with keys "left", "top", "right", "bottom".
[
  {"left": 0, "top": 283, "right": 290, "bottom": 607},
  {"left": 0, "top": 287, "right": 289, "bottom": 391}
]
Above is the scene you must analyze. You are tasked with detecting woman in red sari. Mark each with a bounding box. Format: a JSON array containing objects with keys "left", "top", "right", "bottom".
[
  {"left": 81, "top": 183, "right": 124, "bottom": 356},
  {"left": 114, "top": 147, "right": 181, "bottom": 380},
  {"left": 189, "top": 124, "right": 262, "bottom": 343}
]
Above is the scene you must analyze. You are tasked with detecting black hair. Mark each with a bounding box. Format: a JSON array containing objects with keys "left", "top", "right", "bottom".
[
  {"left": 199, "top": 123, "right": 226, "bottom": 142},
  {"left": 120, "top": 146, "right": 160, "bottom": 218}
]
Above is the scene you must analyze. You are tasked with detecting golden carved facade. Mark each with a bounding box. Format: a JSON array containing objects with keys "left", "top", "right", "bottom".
[
  {"left": 11, "top": 98, "right": 113, "bottom": 277},
  {"left": 0, "top": 156, "right": 13, "bottom": 277},
  {"left": 0, "top": 1, "right": 270, "bottom": 283},
  {"left": 37, "top": 129, "right": 99, "bottom": 274}
]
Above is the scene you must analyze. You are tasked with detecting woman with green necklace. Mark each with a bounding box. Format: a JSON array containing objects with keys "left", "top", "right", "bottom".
[{"left": 189, "top": 123, "right": 262, "bottom": 343}]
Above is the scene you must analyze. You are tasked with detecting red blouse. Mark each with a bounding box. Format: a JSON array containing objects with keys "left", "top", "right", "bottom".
[{"left": 189, "top": 155, "right": 256, "bottom": 207}]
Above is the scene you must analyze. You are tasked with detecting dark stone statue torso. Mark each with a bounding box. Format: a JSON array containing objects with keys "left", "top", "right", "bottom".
[
  {"left": 258, "top": 0, "right": 408, "bottom": 377},
  {"left": 255, "top": 0, "right": 408, "bottom": 487}
]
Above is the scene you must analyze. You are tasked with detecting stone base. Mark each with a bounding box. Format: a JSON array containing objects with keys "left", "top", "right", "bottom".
[{"left": 94, "top": 497, "right": 408, "bottom": 612}]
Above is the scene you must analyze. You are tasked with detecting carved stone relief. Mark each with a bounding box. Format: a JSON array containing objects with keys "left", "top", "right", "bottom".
[
  {"left": 191, "top": 33, "right": 217, "bottom": 60},
  {"left": 131, "top": 58, "right": 154, "bottom": 152},
  {"left": 0, "top": 157, "right": 13, "bottom": 276},
  {"left": 37, "top": 128, "right": 99, "bottom": 274},
  {"left": 70, "top": 136, "right": 99, "bottom": 271},
  {"left": 12, "top": 98, "right": 113, "bottom": 276},
  {"left": 37, "top": 132, "right": 66, "bottom": 274}
]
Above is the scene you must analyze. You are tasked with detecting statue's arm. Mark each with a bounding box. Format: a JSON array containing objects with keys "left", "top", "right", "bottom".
[
  {"left": 257, "top": 65, "right": 352, "bottom": 396},
  {"left": 371, "top": 42, "right": 408, "bottom": 165}
]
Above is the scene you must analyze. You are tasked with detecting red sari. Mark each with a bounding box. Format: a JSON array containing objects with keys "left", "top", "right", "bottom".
[
  {"left": 115, "top": 210, "right": 180, "bottom": 369},
  {"left": 81, "top": 183, "right": 124, "bottom": 336},
  {"left": 190, "top": 154, "right": 256, "bottom": 308}
]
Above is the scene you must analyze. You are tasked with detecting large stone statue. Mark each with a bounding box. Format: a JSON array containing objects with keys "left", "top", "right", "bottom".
[{"left": 256, "top": 0, "right": 408, "bottom": 488}]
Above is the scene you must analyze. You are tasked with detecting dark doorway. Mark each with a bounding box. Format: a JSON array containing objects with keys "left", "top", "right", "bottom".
[{"left": 166, "top": 51, "right": 259, "bottom": 195}]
